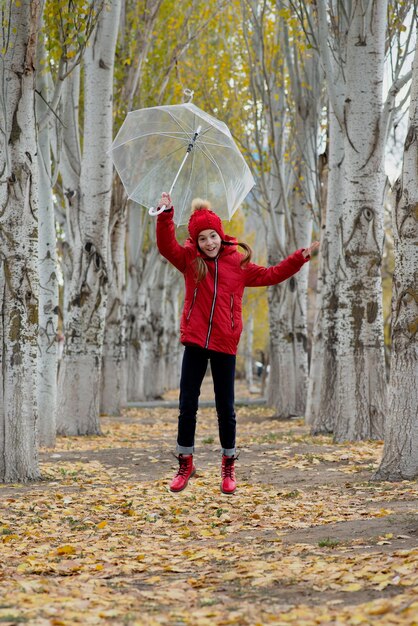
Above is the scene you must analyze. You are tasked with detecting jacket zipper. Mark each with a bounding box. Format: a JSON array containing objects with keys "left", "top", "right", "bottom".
[
  {"left": 205, "top": 257, "right": 218, "bottom": 348},
  {"left": 186, "top": 287, "right": 198, "bottom": 321},
  {"left": 230, "top": 294, "right": 235, "bottom": 329}
]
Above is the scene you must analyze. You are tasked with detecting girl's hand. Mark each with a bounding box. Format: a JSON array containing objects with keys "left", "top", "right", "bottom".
[
  {"left": 302, "top": 240, "right": 320, "bottom": 259},
  {"left": 158, "top": 192, "right": 172, "bottom": 209}
]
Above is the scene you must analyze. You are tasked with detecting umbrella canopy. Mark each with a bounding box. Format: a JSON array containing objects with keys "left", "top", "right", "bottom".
[{"left": 110, "top": 103, "right": 255, "bottom": 225}]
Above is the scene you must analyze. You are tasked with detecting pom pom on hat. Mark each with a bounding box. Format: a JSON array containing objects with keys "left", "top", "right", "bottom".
[{"left": 188, "top": 198, "right": 226, "bottom": 241}]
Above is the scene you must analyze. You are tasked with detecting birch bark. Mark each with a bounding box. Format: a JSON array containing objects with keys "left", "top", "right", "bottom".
[
  {"left": 374, "top": 38, "right": 418, "bottom": 480},
  {"left": 126, "top": 246, "right": 163, "bottom": 401},
  {"left": 267, "top": 41, "right": 321, "bottom": 417},
  {"left": 57, "top": 67, "right": 81, "bottom": 328},
  {"left": 57, "top": 0, "right": 121, "bottom": 434},
  {"left": 332, "top": 1, "right": 388, "bottom": 441},
  {"left": 164, "top": 280, "right": 182, "bottom": 390},
  {"left": 36, "top": 32, "right": 58, "bottom": 447},
  {"left": 304, "top": 0, "right": 389, "bottom": 440},
  {"left": 0, "top": 0, "right": 42, "bottom": 481},
  {"left": 244, "top": 313, "right": 254, "bottom": 390},
  {"left": 100, "top": 185, "right": 127, "bottom": 416},
  {"left": 308, "top": 96, "right": 345, "bottom": 432}
]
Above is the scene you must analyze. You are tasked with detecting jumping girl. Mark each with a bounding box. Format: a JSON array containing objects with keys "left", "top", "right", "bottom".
[{"left": 156, "top": 192, "right": 319, "bottom": 494}]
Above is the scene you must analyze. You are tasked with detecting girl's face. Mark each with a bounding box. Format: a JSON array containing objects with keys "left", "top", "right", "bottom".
[{"left": 197, "top": 229, "right": 222, "bottom": 258}]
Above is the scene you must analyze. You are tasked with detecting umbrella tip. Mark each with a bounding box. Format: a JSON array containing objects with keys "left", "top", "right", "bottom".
[{"left": 183, "top": 88, "right": 194, "bottom": 103}]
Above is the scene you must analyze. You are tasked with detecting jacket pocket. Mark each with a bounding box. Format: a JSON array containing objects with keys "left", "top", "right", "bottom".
[
  {"left": 230, "top": 294, "right": 235, "bottom": 330},
  {"left": 186, "top": 287, "right": 198, "bottom": 322}
]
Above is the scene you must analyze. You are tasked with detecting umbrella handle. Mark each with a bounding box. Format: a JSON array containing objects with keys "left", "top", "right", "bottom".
[{"left": 148, "top": 205, "right": 167, "bottom": 216}]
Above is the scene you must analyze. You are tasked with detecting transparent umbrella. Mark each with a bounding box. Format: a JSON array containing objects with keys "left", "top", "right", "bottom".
[{"left": 110, "top": 103, "right": 255, "bottom": 225}]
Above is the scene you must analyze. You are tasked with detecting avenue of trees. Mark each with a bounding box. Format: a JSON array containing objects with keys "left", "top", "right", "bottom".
[{"left": 0, "top": 0, "right": 417, "bottom": 483}]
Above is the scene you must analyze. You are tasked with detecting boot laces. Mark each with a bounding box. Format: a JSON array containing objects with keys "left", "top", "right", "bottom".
[
  {"left": 176, "top": 456, "right": 190, "bottom": 477},
  {"left": 223, "top": 457, "right": 235, "bottom": 479}
]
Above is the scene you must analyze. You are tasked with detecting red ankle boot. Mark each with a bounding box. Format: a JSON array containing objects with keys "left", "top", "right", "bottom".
[
  {"left": 170, "top": 454, "right": 196, "bottom": 492},
  {"left": 221, "top": 455, "right": 237, "bottom": 494}
]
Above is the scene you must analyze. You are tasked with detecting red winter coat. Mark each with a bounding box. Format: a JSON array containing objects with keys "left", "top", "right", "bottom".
[{"left": 156, "top": 210, "right": 309, "bottom": 355}]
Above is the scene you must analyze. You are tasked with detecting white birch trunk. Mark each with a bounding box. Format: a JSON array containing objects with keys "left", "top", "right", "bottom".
[
  {"left": 307, "top": 0, "right": 388, "bottom": 441},
  {"left": 126, "top": 209, "right": 151, "bottom": 401},
  {"left": 127, "top": 259, "right": 166, "bottom": 401},
  {"left": 100, "top": 190, "right": 127, "bottom": 415},
  {"left": 56, "top": 67, "right": 81, "bottom": 329},
  {"left": 126, "top": 204, "right": 181, "bottom": 401},
  {"left": 308, "top": 106, "right": 345, "bottom": 432},
  {"left": 163, "top": 278, "right": 182, "bottom": 390},
  {"left": 374, "top": 40, "right": 418, "bottom": 480},
  {"left": 0, "top": 0, "right": 42, "bottom": 481},
  {"left": 267, "top": 44, "right": 320, "bottom": 417},
  {"left": 57, "top": 0, "right": 121, "bottom": 435},
  {"left": 36, "top": 34, "right": 58, "bottom": 447},
  {"left": 332, "top": 2, "right": 387, "bottom": 441},
  {"left": 143, "top": 261, "right": 168, "bottom": 399},
  {"left": 266, "top": 160, "right": 287, "bottom": 414},
  {"left": 127, "top": 267, "right": 181, "bottom": 401},
  {"left": 245, "top": 313, "right": 254, "bottom": 390}
]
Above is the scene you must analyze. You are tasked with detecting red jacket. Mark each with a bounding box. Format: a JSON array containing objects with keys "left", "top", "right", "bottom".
[{"left": 157, "top": 209, "right": 309, "bottom": 355}]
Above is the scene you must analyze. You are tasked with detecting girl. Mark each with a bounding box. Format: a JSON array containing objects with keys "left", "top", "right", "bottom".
[{"left": 156, "top": 192, "right": 319, "bottom": 494}]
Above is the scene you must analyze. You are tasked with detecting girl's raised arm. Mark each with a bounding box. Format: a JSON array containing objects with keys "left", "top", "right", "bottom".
[
  {"left": 155, "top": 193, "right": 188, "bottom": 272},
  {"left": 244, "top": 249, "right": 309, "bottom": 287}
]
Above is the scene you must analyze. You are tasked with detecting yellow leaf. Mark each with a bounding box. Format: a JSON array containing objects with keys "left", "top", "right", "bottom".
[
  {"left": 374, "top": 508, "right": 394, "bottom": 517},
  {"left": 342, "top": 583, "right": 362, "bottom": 592},
  {"left": 16, "top": 562, "right": 30, "bottom": 573},
  {"left": 145, "top": 576, "right": 161, "bottom": 584},
  {"left": 122, "top": 508, "right": 135, "bottom": 516},
  {"left": 56, "top": 544, "right": 76, "bottom": 555},
  {"left": 97, "top": 520, "right": 108, "bottom": 529},
  {"left": 366, "top": 601, "right": 393, "bottom": 616}
]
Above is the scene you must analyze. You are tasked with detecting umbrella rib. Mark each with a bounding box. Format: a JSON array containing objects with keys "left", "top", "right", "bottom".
[
  {"left": 164, "top": 109, "right": 199, "bottom": 137},
  {"left": 160, "top": 112, "right": 225, "bottom": 146},
  {"left": 194, "top": 142, "right": 229, "bottom": 208},
  {"left": 177, "top": 145, "right": 198, "bottom": 226},
  {"left": 197, "top": 139, "right": 237, "bottom": 149},
  {"left": 115, "top": 131, "right": 191, "bottom": 147}
]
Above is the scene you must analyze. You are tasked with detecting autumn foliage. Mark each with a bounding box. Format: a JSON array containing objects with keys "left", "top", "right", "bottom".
[{"left": 1, "top": 391, "right": 418, "bottom": 625}]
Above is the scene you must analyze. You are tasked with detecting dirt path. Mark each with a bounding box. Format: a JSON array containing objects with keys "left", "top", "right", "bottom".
[{"left": 1, "top": 381, "right": 418, "bottom": 625}]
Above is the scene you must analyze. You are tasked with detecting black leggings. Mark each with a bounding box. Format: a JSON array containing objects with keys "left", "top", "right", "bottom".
[{"left": 177, "top": 345, "right": 236, "bottom": 456}]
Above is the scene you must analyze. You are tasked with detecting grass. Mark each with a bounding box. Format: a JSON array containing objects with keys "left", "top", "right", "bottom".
[{"left": 318, "top": 537, "right": 341, "bottom": 548}]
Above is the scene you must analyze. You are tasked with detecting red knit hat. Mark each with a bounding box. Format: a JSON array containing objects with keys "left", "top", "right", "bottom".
[{"left": 188, "top": 203, "right": 226, "bottom": 242}]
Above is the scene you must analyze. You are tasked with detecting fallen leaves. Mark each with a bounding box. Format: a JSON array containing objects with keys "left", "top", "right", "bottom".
[{"left": 0, "top": 405, "right": 418, "bottom": 625}]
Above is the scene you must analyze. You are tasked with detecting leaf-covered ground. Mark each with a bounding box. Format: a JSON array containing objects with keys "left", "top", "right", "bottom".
[{"left": 1, "top": 381, "right": 418, "bottom": 625}]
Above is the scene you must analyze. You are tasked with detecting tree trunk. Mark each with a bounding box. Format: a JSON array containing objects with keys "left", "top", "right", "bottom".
[
  {"left": 374, "top": 39, "right": 418, "bottom": 480},
  {"left": 267, "top": 35, "right": 320, "bottom": 417},
  {"left": 163, "top": 279, "right": 182, "bottom": 390},
  {"left": 100, "top": 189, "right": 127, "bottom": 416},
  {"left": 0, "top": 0, "right": 42, "bottom": 481},
  {"left": 332, "top": 1, "right": 388, "bottom": 441},
  {"left": 56, "top": 67, "right": 81, "bottom": 328},
  {"left": 127, "top": 257, "right": 168, "bottom": 401},
  {"left": 36, "top": 32, "right": 58, "bottom": 447},
  {"left": 245, "top": 313, "right": 254, "bottom": 390},
  {"left": 306, "top": 0, "right": 388, "bottom": 440},
  {"left": 307, "top": 107, "right": 345, "bottom": 433},
  {"left": 57, "top": 0, "right": 121, "bottom": 435},
  {"left": 126, "top": 202, "right": 181, "bottom": 401}
]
